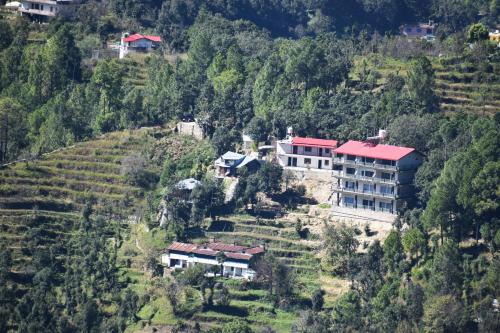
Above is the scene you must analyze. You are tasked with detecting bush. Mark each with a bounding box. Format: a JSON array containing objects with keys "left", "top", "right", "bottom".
[{"left": 121, "top": 153, "right": 158, "bottom": 188}]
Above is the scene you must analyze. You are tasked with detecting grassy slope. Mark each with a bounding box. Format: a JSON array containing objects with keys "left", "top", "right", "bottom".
[
  {"left": 124, "top": 206, "right": 354, "bottom": 333},
  {"left": 0, "top": 129, "right": 157, "bottom": 285},
  {"left": 351, "top": 53, "right": 500, "bottom": 115}
]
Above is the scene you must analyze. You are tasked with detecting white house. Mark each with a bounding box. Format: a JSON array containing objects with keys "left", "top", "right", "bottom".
[
  {"left": 331, "top": 140, "right": 423, "bottom": 214},
  {"left": 276, "top": 135, "right": 338, "bottom": 171},
  {"left": 119, "top": 33, "right": 161, "bottom": 59},
  {"left": 19, "top": 0, "right": 79, "bottom": 20},
  {"left": 161, "top": 241, "right": 265, "bottom": 279}
]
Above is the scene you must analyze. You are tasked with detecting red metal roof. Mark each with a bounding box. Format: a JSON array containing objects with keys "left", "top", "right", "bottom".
[
  {"left": 167, "top": 242, "right": 264, "bottom": 260},
  {"left": 334, "top": 140, "right": 415, "bottom": 161},
  {"left": 123, "top": 34, "right": 161, "bottom": 43},
  {"left": 225, "top": 252, "right": 252, "bottom": 260},
  {"left": 207, "top": 242, "right": 247, "bottom": 252},
  {"left": 246, "top": 247, "right": 265, "bottom": 255},
  {"left": 292, "top": 137, "right": 338, "bottom": 149},
  {"left": 167, "top": 242, "right": 198, "bottom": 253}
]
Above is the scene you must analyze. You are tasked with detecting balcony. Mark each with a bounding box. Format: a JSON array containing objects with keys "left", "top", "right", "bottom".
[
  {"left": 19, "top": 7, "right": 56, "bottom": 16},
  {"left": 334, "top": 173, "right": 397, "bottom": 185},
  {"left": 332, "top": 184, "right": 396, "bottom": 198},
  {"left": 332, "top": 158, "right": 397, "bottom": 171}
]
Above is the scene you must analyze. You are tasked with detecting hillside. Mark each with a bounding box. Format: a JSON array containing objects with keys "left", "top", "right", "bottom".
[
  {"left": 0, "top": 129, "right": 156, "bottom": 282},
  {"left": 351, "top": 54, "right": 500, "bottom": 115},
  {"left": 123, "top": 207, "right": 358, "bottom": 332}
]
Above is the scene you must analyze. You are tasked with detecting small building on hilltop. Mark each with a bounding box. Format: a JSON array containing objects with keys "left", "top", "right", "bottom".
[
  {"left": 331, "top": 138, "right": 423, "bottom": 214},
  {"left": 401, "top": 22, "right": 436, "bottom": 39},
  {"left": 19, "top": 0, "right": 80, "bottom": 21},
  {"left": 214, "top": 151, "right": 260, "bottom": 178},
  {"left": 161, "top": 241, "right": 265, "bottom": 279},
  {"left": 119, "top": 33, "right": 161, "bottom": 59}
]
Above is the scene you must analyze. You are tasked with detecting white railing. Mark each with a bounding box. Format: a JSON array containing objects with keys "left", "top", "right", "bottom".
[
  {"left": 332, "top": 185, "right": 396, "bottom": 198},
  {"left": 333, "top": 158, "right": 398, "bottom": 170}
]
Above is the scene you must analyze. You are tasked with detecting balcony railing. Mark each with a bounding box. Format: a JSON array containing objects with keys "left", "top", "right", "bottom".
[
  {"left": 334, "top": 173, "right": 397, "bottom": 184},
  {"left": 332, "top": 185, "right": 397, "bottom": 198},
  {"left": 332, "top": 158, "right": 398, "bottom": 170}
]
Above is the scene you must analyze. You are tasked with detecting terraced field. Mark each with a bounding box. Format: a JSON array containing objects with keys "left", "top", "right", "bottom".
[
  {"left": 352, "top": 54, "right": 500, "bottom": 115},
  {"left": 0, "top": 130, "right": 155, "bottom": 276},
  {"left": 124, "top": 209, "right": 349, "bottom": 333}
]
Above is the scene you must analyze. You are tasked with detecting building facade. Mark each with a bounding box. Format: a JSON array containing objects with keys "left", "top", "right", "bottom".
[
  {"left": 19, "top": 0, "right": 79, "bottom": 20},
  {"left": 161, "top": 242, "right": 264, "bottom": 279},
  {"left": 331, "top": 140, "right": 423, "bottom": 214},
  {"left": 276, "top": 136, "right": 338, "bottom": 171}
]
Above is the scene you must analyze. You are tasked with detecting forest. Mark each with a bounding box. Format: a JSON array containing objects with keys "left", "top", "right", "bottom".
[{"left": 0, "top": 0, "right": 499, "bottom": 332}]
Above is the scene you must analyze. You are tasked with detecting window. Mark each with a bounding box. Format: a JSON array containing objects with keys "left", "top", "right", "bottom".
[
  {"left": 380, "top": 185, "right": 392, "bottom": 194},
  {"left": 344, "top": 196, "right": 355, "bottom": 205},
  {"left": 362, "top": 184, "right": 374, "bottom": 193},
  {"left": 361, "top": 170, "right": 374, "bottom": 177},
  {"left": 50, "top": 6, "right": 53, "bottom": 12},
  {"left": 347, "top": 155, "right": 356, "bottom": 161},
  {"left": 346, "top": 167, "right": 356, "bottom": 175},
  {"left": 381, "top": 172, "right": 391, "bottom": 180},
  {"left": 304, "top": 147, "right": 312, "bottom": 152},
  {"left": 324, "top": 160, "right": 329, "bottom": 166},
  {"left": 363, "top": 157, "right": 375, "bottom": 163},
  {"left": 362, "top": 199, "right": 374, "bottom": 207},
  {"left": 345, "top": 181, "right": 355, "bottom": 189},
  {"left": 333, "top": 164, "right": 342, "bottom": 171},
  {"left": 379, "top": 201, "right": 392, "bottom": 212},
  {"left": 325, "top": 148, "right": 330, "bottom": 154},
  {"left": 416, "top": 28, "right": 422, "bottom": 33},
  {"left": 40, "top": 4, "right": 44, "bottom": 10},
  {"left": 304, "top": 158, "right": 311, "bottom": 165}
]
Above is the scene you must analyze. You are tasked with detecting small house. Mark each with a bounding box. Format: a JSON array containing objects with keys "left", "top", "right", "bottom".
[
  {"left": 119, "top": 33, "right": 161, "bottom": 59},
  {"left": 161, "top": 241, "right": 265, "bottom": 279},
  {"left": 214, "top": 151, "right": 260, "bottom": 178},
  {"left": 401, "top": 22, "right": 436, "bottom": 39}
]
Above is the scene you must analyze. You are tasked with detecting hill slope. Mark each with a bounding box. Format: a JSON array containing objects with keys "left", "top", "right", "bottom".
[{"left": 0, "top": 129, "right": 156, "bottom": 278}]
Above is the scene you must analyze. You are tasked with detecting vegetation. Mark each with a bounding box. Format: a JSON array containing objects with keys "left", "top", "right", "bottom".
[{"left": 0, "top": 1, "right": 499, "bottom": 333}]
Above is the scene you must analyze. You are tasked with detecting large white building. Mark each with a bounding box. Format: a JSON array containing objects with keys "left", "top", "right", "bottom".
[
  {"left": 19, "top": 0, "right": 79, "bottom": 20},
  {"left": 276, "top": 136, "right": 338, "bottom": 171},
  {"left": 331, "top": 140, "right": 423, "bottom": 214},
  {"left": 161, "top": 242, "right": 265, "bottom": 279}
]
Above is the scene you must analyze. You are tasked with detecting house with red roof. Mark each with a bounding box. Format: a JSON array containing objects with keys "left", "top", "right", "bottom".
[
  {"left": 276, "top": 128, "right": 338, "bottom": 171},
  {"left": 161, "top": 241, "right": 265, "bottom": 279},
  {"left": 119, "top": 33, "right": 161, "bottom": 59},
  {"left": 331, "top": 138, "right": 423, "bottom": 214}
]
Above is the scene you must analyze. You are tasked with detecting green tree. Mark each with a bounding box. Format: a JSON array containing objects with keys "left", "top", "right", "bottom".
[
  {"left": 0, "top": 20, "right": 13, "bottom": 51},
  {"left": 221, "top": 319, "right": 252, "bottom": 333},
  {"left": 467, "top": 23, "right": 490, "bottom": 43},
  {"left": 0, "top": 97, "right": 28, "bottom": 162},
  {"left": 402, "top": 228, "right": 426, "bottom": 261},
  {"left": 383, "top": 230, "right": 405, "bottom": 273},
  {"left": 322, "top": 222, "right": 359, "bottom": 275},
  {"left": 423, "top": 295, "right": 465, "bottom": 333},
  {"left": 406, "top": 56, "right": 438, "bottom": 114}
]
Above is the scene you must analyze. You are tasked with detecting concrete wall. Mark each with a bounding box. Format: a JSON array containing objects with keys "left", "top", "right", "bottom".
[{"left": 176, "top": 122, "right": 204, "bottom": 140}]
